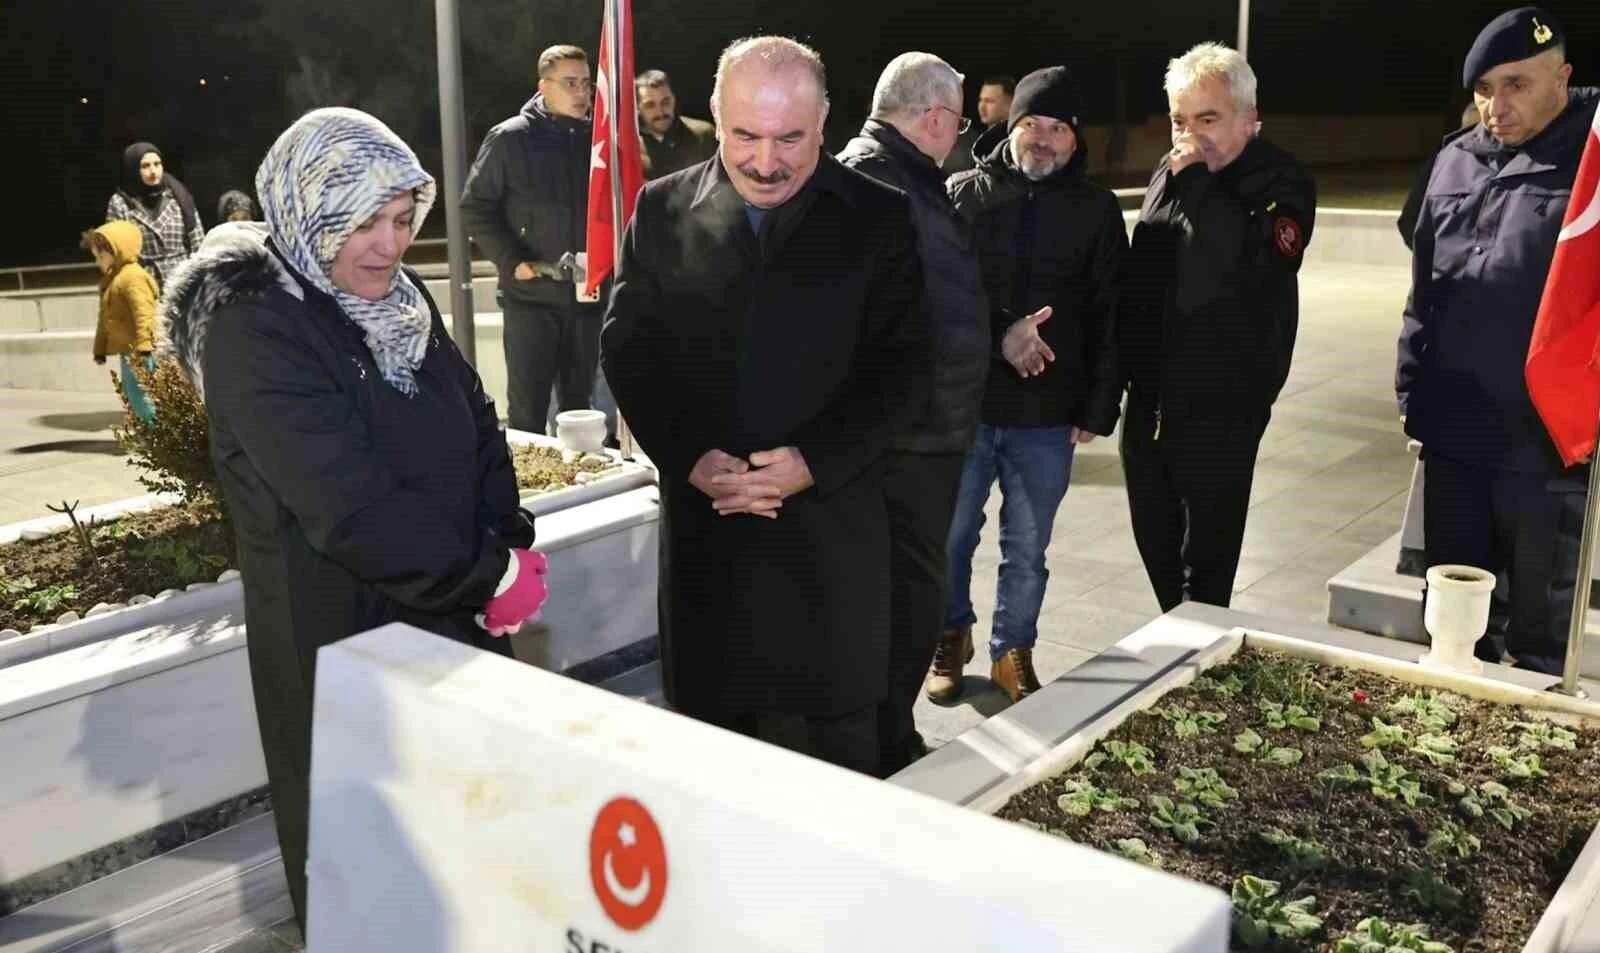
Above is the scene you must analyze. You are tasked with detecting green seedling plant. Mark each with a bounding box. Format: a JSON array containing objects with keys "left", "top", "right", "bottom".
[
  {"left": 0, "top": 574, "right": 36, "bottom": 600},
  {"left": 1259, "top": 828, "right": 1329, "bottom": 874},
  {"left": 1449, "top": 780, "right": 1532, "bottom": 831},
  {"left": 1386, "top": 692, "right": 1458, "bottom": 731},
  {"left": 1193, "top": 672, "right": 1244, "bottom": 699},
  {"left": 1410, "top": 733, "right": 1459, "bottom": 766},
  {"left": 1235, "top": 727, "right": 1304, "bottom": 765},
  {"left": 1056, "top": 779, "right": 1140, "bottom": 817},
  {"left": 1232, "top": 652, "right": 1324, "bottom": 710},
  {"left": 1487, "top": 745, "right": 1549, "bottom": 781},
  {"left": 92, "top": 520, "right": 143, "bottom": 546},
  {"left": 1231, "top": 875, "right": 1323, "bottom": 949},
  {"left": 1400, "top": 868, "right": 1464, "bottom": 913},
  {"left": 1084, "top": 739, "right": 1157, "bottom": 776},
  {"left": 14, "top": 582, "right": 78, "bottom": 618},
  {"left": 1514, "top": 720, "right": 1577, "bottom": 752},
  {"left": 1174, "top": 767, "right": 1239, "bottom": 809},
  {"left": 1148, "top": 795, "right": 1214, "bottom": 844},
  {"left": 134, "top": 536, "right": 227, "bottom": 586},
  {"left": 1361, "top": 717, "right": 1413, "bottom": 750},
  {"left": 1157, "top": 705, "right": 1227, "bottom": 738},
  {"left": 1425, "top": 820, "right": 1481, "bottom": 859},
  {"left": 1334, "top": 917, "right": 1454, "bottom": 953},
  {"left": 1319, "top": 751, "right": 1432, "bottom": 806},
  {"left": 1110, "top": 837, "right": 1163, "bottom": 868},
  {"left": 1260, "top": 700, "right": 1321, "bottom": 732}
]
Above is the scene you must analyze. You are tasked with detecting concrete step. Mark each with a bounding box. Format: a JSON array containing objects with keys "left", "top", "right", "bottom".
[
  {"left": 0, "top": 275, "right": 499, "bottom": 336},
  {"left": 0, "top": 313, "right": 514, "bottom": 410},
  {"left": 1327, "top": 530, "right": 1600, "bottom": 678},
  {"left": 0, "top": 813, "right": 291, "bottom": 953}
]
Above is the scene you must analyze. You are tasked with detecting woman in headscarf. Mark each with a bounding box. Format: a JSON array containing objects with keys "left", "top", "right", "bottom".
[
  {"left": 105, "top": 142, "right": 204, "bottom": 290},
  {"left": 160, "top": 108, "right": 550, "bottom": 930}
]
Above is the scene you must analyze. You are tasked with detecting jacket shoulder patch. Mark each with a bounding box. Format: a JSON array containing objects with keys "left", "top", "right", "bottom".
[{"left": 1273, "top": 216, "right": 1304, "bottom": 257}]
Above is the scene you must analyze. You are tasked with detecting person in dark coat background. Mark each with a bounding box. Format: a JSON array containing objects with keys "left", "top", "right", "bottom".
[
  {"left": 637, "top": 69, "right": 718, "bottom": 180},
  {"left": 461, "top": 45, "right": 601, "bottom": 433},
  {"left": 162, "top": 108, "right": 550, "bottom": 930},
  {"left": 216, "top": 189, "right": 257, "bottom": 223},
  {"left": 602, "top": 36, "right": 928, "bottom": 776},
  {"left": 934, "top": 66, "right": 1125, "bottom": 705},
  {"left": 105, "top": 142, "right": 204, "bottom": 290},
  {"left": 943, "top": 74, "right": 1015, "bottom": 177},
  {"left": 1397, "top": 7, "right": 1598, "bottom": 674},
  {"left": 1120, "top": 42, "right": 1316, "bottom": 613},
  {"left": 838, "top": 51, "right": 989, "bottom": 774}
]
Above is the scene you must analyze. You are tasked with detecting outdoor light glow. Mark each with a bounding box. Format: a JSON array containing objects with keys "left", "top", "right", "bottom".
[{"left": 199, "top": 78, "right": 208, "bottom": 86}]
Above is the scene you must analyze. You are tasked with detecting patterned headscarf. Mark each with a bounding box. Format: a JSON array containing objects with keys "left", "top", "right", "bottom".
[{"left": 255, "top": 108, "right": 438, "bottom": 396}]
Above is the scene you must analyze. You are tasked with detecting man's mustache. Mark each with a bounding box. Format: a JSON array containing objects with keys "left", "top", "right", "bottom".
[{"left": 738, "top": 165, "right": 792, "bottom": 185}]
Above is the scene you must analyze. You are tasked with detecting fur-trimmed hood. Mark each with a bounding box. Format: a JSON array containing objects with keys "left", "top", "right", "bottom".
[{"left": 159, "top": 221, "right": 303, "bottom": 401}]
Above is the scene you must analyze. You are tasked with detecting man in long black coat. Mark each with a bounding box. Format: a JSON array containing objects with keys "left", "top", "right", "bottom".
[{"left": 601, "top": 36, "right": 929, "bottom": 775}]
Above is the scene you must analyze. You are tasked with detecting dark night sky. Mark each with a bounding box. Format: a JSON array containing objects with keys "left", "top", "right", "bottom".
[{"left": 1, "top": 0, "right": 1597, "bottom": 264}]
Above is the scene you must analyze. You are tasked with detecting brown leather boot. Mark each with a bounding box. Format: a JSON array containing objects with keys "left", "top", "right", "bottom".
[
  {"left": 990, "top": 648, "right": 1041, "bottom": 704},
  {"left": 924, "top": 625, "right": 974, "bottom": 704}
]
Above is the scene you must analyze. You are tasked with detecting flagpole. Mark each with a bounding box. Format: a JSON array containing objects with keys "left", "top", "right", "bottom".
[
  {"left": 434, "top": 0, "right": 475, "bottom": 366},
  {"left": 604, "top": 0, "right": 637, "bottom": 459},
  {"left": 1553, "top": 430, "right": 1600, "bottom": 697}
]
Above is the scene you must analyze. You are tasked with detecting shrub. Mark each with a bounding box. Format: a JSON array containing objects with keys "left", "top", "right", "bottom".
[{"left": 113, "top": 359, "right": 222, "bottom": 517}]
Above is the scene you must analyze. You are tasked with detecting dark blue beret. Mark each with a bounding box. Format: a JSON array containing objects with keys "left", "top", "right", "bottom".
[{"left": 1463, "top": 7, "right": 1565, "bottom": 87}]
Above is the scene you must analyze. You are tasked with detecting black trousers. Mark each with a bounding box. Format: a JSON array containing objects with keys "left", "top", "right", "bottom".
[
  {"left": 1121, "top": 395, "right": 1270, "bottom": 611},
  {"left": 877, "top": 450, "right": 968, "bottom": 777},
  {"left": 705, "top": 705, "right": 880, "bottom": 776},
  {"left": 500, "top": 296, "right": 601, "bottom": 433},
  {"left": 1422, "top": 452, "right": 1586, "bottom": 674}
]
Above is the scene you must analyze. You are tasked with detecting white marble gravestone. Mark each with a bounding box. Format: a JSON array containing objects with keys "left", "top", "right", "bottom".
[{"left": 307, "top": 624, "right": 1231, "bottom": 952}]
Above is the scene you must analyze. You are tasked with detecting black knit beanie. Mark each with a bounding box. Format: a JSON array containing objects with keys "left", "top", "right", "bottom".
[{"left": 1008, "top": 66, "right": 1085, "bottom": 133}]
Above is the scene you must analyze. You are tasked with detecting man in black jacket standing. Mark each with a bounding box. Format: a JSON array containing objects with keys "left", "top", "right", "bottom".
[
  {"left": 462, "top": 45, "right": 600, "bottom": 433},
  {"left": 601, "top": 37, "right": 928, "bottom": 775},
  {"left": 1121, "top": 43, "right": 1316, "bottom": 612},
  {"left": 838, "top": 52, "right": 988, "bottom": 774},
  {"left": 933, "top": 66, "right": 1126, "bottom": 704}
]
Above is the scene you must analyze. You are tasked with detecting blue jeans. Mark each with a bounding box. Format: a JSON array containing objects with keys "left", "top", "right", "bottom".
[{"left": 945, "top": 425, "right": 1075, "bottom": 659}]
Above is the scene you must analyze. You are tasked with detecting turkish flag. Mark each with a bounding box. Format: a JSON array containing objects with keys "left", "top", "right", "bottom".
[
  {"left": 1526, "top": 105, "right": 1600, "bottom": 467},
  {"left": 584, "top": 0, "right": 644, "bottom": 299}
]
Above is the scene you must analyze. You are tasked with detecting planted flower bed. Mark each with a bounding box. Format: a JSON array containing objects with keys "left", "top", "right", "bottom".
[
  {"left": 510, "top": 442, "right": 620, "bottom": 495},
  {"left": 996, "top": 648, "right": 1600, "bottom": 953},
  {"left": 0, "top": 504, "right": 233, "bottom": 634}
]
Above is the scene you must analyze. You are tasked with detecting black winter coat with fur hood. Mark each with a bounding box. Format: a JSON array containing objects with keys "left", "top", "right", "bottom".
[{"left": 161, "top": 221, "right": 534, "bottom": 676}]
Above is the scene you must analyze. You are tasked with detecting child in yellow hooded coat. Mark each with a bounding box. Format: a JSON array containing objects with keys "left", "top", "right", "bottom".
[{"left": 85, "top": 220, "right": 158, "bottom": 422}]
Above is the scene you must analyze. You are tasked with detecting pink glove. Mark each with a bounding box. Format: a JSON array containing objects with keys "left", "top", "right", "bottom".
[{"left": 479, "top": 549, "right": 549, "bottom": 637}]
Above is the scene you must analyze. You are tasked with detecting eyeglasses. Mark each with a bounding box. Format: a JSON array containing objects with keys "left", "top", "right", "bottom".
[
  {"left": 552, "top": 76, "right": 594, "bottom": 93},
  {"left": 929, "top": 104, "right": 972, "bottom": 134}
]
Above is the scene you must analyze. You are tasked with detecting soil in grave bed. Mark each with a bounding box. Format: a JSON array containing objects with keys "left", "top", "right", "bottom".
[
  {"left": 0, "top": 507, "right": 233, "bottom": 634},
  {"left": 511, "top": 443, "right": 620, "bottom": 494},
  {"left": 995, "top": 648, "right": 1600, "bottom": 953}
]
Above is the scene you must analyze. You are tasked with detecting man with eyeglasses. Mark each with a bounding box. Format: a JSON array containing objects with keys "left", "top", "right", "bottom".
[
  {"left": 933, "top": 65, "right": 1126, "bottom": 705},
  {"left": 837, "top": 52, "right": 988, "bottom": 774},
  {"left": 463, "top": 44, "right": 603, "bottom": 433}
]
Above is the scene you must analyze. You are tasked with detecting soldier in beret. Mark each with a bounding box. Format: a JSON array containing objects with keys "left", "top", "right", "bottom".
[{"left": 1396, "top": 7, "right": 1599, "bottom": 673}]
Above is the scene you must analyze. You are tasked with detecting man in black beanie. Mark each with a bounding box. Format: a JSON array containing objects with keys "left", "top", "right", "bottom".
[
  {"left": 1120, "top": 43, "right": 1315, "bottom": 613},
  {"left": 932, "top": 66, "right": 1126, "bottom": 704},
  {"left": 1397, "top": 7, "right": 1597, "bottom": 673}
]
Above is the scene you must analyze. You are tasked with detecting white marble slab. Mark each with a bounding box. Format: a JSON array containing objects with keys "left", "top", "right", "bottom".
[
  {"left": 0, "top": 613, "right": 266, "bottom": 883},
  {"left": 515, "top": 486, "right": 659, "bottom": 672},
  {"left": 306, "top": 623, "right": 1231, "bottom": 952}
]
